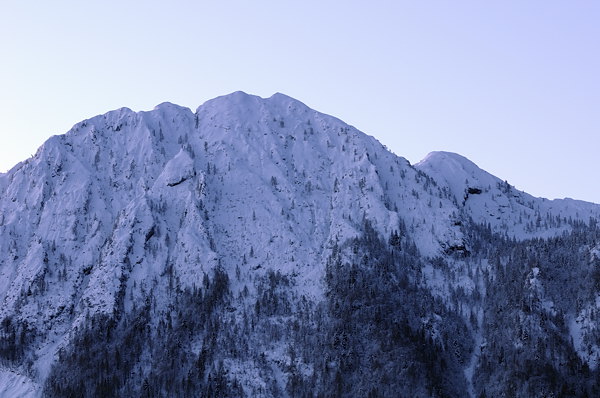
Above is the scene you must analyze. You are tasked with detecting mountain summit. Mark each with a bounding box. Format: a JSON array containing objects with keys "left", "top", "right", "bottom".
[{"left": 1, "top": 92, "right": 600, "bottom": 397}]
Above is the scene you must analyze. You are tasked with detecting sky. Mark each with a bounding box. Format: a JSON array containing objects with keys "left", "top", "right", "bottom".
[{"left": 1, "top": 1, "right": 599, "bottom": 202}]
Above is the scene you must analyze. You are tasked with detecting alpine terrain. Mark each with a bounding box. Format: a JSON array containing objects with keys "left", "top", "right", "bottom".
[{"left": 1, "top": 91, "right": 600, "bottom": 397}]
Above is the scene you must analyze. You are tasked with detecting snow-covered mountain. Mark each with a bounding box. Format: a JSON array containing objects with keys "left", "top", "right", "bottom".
[
  {"left": 416, "top": 151, "right": 600, "bottom": 239},
  {"left": 1, "top": 92, "right": 599, "bottom": 397}
]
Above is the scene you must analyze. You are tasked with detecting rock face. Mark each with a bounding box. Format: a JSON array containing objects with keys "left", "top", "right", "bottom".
[{"left": 1, "top": 92, "right": 600, "bottom": 397}]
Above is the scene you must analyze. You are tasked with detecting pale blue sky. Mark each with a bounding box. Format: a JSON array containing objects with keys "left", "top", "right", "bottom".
[{"left": 1, "top": 1, "right": 599, "bottom": 202}]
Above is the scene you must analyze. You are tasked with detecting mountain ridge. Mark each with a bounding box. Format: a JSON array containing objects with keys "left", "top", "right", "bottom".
[{"left": 1, "top": 91, "right": 600, "bottom": 397}]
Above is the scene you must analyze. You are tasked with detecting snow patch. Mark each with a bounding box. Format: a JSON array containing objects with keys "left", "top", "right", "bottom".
[{"left": 0, "top": 369, "right": 40, "bottom": 398}]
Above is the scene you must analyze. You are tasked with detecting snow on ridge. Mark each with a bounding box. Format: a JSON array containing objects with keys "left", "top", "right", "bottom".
[
  {"left": 0, "top": 369, "right": 40, "bottom": 398},
  {"left": 152, "top": 101, "right": 193, "bottom": 114},
  {"left": 415, "top": 151, "right": 499, "bottom": 198},
  {"left": 415, "top": 150, "right": 600, "bottom": 240},
  {"left": 196, "top": 90, "right": 263, "bottom": 114}
]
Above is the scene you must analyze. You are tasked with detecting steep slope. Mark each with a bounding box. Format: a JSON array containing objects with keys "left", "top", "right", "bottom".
[{"left": 0, "top": 92, "right": 599, "bottom": 397}]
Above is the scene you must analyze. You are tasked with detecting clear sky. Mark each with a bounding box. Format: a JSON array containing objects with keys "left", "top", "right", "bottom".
[{"left": 1, "top": 1, "right": 599, "bottom": 203}]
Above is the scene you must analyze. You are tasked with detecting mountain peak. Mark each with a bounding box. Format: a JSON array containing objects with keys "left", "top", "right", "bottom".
[
  {"left": 197, "top": 91, "right": 260, "bottom": 111},
  {"left": 417, "top": 151, "right": 484, "bottom": 176},
  {"left": 415, "top": 151, "right": 499, "bottom": 200},
  {"left": 2, "top": 92, "right": 600, "bottom": 396},
  {"left": 152, "top": 101, "right": 192, "bottom": 114}
]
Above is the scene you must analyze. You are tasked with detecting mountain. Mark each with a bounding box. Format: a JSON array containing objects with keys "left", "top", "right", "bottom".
[{"left": 1, "top": 91, "right": 600, "bottom": 397}]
